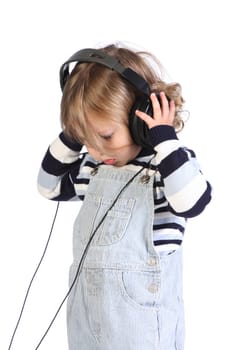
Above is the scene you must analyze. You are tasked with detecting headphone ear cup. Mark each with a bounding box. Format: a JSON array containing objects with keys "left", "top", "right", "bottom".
[
  {"left": 60, "top": 63, "right": 70, "bottom": 91},
  {"left": 129, "top": 97, "right": 153, "bottom": 148}
]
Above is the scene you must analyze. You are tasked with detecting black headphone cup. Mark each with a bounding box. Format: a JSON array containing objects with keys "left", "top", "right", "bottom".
[
  {"left": 129, "top": 97, "right": 153, "bottom": 148},
  {"left": 60, "top": 64, "right": 70, "bottom": 91},
  {"left": 129, "top": 92, "right": 171, "bottom": 148}
]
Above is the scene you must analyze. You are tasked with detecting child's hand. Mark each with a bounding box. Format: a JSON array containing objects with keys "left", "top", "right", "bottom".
[{"left": 135, "top": 92, "right": 175, "bottom": 129}]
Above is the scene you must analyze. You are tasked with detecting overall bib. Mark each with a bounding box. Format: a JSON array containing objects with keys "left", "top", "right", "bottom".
[{"left": 67, "top": 166, "right": 185, "bottom": 350}]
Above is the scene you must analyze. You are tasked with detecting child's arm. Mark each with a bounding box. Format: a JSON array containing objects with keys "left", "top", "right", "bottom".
[
  {"left": 37, "top": 132, "right": 86, "bottom": 201},
  {"left": 149, "top": 125, "right": 212, "bottom": 218},
  {"left": 136, "top": 92, "right": 212, "bottom": 218}
]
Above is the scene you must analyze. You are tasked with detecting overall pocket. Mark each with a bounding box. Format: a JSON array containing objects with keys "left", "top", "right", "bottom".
[
  {"left": 118, "top": 270, "right": 160, "bottom": 310},
  {"left": 74, "top": 194, "right": 135, "bottom": 246},
  {"left": 94, "top": 197, "right": 135, "bottom": 245}
]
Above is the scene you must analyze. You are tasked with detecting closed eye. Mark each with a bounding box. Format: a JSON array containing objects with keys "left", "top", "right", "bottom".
[{"left": 100, "top": 133, "right": 113, "bottom": 140}]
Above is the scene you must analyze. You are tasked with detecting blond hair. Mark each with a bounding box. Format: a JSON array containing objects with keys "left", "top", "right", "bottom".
[{"left": 60, "top": 44, "right": 185, "bottom": 145}]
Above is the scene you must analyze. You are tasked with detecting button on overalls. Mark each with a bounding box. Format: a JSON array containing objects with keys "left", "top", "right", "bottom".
[{"left": 67, "top": 166, "right": 185, "bottom": 350}]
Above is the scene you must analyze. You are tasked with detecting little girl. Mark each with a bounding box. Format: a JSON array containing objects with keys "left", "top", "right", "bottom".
[{"left": 37, "top": 43, "right": 212, "bottom": 350}]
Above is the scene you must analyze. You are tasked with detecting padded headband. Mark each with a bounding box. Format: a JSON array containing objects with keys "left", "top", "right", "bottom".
[{"left": 59, "top": 48, "right": 151, "bottom": 97}]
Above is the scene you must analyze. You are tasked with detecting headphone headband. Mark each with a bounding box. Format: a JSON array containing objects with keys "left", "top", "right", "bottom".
[{"left": 59, "top": 48, "right": 151, "bottom": 96}]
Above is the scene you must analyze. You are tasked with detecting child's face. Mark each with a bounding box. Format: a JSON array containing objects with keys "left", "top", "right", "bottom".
[{"left": 85, "top": 112, "right": 142, "bottom": 167}]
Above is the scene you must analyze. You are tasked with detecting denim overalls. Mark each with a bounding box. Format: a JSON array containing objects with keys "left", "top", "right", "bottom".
[{"left": 67, "top": 165, "right": 185, "bottom": 350}]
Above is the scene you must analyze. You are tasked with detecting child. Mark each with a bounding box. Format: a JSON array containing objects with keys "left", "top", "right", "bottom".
[{"left": 37, "top": 43, "right": 212, "bottom": 350}]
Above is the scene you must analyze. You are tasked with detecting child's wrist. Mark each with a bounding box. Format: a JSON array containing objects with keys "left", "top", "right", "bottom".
[
  {"left": 59, "top": 131, "right": 83, "bottom": 151},
  {"left": 149, "top": 125, "right": 178, "bottom": 147}
]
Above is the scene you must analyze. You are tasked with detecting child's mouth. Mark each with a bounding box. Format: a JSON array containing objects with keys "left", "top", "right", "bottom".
[{"left": 103, "top": 158, "right": 116, "bottom": 165}]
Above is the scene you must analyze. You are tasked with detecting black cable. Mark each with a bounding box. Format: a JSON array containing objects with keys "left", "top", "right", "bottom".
[
  {"left": 7, "top": 201, "right": 60, "bottom": 350},
  {"left": 34, "top": 165, "right": 145, "bottom": 349}
]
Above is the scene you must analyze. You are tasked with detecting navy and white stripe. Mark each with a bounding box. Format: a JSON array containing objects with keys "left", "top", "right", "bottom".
[{"left": 37, "top": 126, "right": 212, "bottom": 252}]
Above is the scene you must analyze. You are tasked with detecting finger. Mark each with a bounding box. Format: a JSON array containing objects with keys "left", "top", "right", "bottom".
[
  {"left": 150, "top": 93, "right": 162, "bottom": 116},
  {"left": 169, "top": 99, "right": 176, "bottom": 113},
  {"left": 135, "top": 109, "right": 156, "bottom": 129},
  {"left": 168, "top": 100, "right": 176, "bottom": 122},
  {"left": 159, "top": 91, "right": 170, "bottom": 114}
]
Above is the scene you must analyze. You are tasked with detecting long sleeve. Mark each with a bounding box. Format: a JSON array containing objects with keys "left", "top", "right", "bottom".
[
  {"left": 37, "top": 132, "right": 84, "bottom": 201},
  {"left": 149, "top": 125, "right": 212, "bottom": 218}
]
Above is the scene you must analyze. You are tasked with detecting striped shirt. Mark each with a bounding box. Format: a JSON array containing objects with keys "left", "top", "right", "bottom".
[{"left": 37, "top": 125, "right": 212, "bottom": 253}]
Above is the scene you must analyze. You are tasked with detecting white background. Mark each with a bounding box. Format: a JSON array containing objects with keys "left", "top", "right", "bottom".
[{"left": 1, "top": 0, "right": 232, "bottom": 349}]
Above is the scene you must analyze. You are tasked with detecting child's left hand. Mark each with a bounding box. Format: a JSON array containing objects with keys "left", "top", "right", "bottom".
[{"left": 135, "top": 92, "right": 175, "bottom": 129}]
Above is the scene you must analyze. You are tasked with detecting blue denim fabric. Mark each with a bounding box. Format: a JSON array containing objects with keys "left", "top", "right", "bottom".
[{"left": 67, "top": 166, "right": 185, "bottom": 349}]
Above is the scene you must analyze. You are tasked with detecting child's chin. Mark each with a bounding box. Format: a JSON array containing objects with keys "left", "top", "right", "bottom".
[{"left": 114, "top": 161, "right": 127, "bottom": 167}]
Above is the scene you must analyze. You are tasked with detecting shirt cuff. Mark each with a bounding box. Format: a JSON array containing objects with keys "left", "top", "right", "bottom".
[
  {"left": 59, "top": 132, "right": 83, "bottom": 152},
  {"left": 149, "top": 125, "right": 178, "bottom": 147}
]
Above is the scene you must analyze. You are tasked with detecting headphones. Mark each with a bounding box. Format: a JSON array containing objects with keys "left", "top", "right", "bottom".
[{"left": 59, "top": 48, "right": 159, "bottom": 148}]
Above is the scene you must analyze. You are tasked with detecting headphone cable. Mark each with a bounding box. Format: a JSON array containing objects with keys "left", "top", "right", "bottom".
[{"left": 7, "top": 201, "right": 60, "bottom": 350}]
